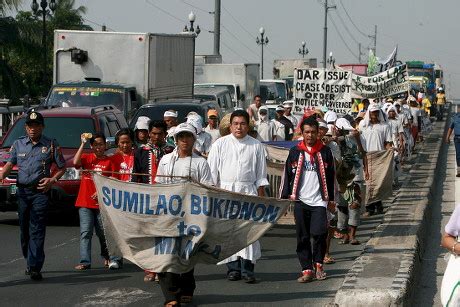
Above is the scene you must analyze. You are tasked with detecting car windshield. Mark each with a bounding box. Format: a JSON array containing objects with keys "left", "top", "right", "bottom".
[
  {"left": 195, "top": 94, "right": 216, "bottom": 101},
  {"left": 46, "top": 86, "right": 125, "bottom": 112},
  {"left": 131, "top": 104, "right": 207, "bottom": 128},
  {"left": 2, "top": 117, "right": 96, "bottom": 148}
]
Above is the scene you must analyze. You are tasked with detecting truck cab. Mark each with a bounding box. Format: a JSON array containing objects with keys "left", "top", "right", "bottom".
[
  {"left": 260, "top": 79, "right": 288, "bottom": 105},
  {"left": 44, "top": 80, "right": 139, "bottom": 120},
  {"left": 194, "top": 83, "right": 241, "bottom": 107}
]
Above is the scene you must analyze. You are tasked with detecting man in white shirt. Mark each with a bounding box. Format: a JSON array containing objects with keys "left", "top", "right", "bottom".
[
  {"left": 247, "top": 95, "right": 262, "bottom": 122},
  {"left": 273, "top": 105, "right": 294, "bottom": 141},
  {"left": 359, "top": 103, "right": 393, "bottom": 215},
  {"left": 156, "top": 123, "right": 212, "bottom": 306},
  {"left": 186, "top": 112, "right": 212, "bottom": 158},
  {"left": 204, "top": 109, "right": 221, "bottom": 144},
  {"left": 283, "top": 100, "right": 299, "bottom": 128},
  {"left": 207, "top": 110, "right": 269, "bottom": 284},
  {"left": 255, "top": 106, "right": 274, "bottom": 142}
]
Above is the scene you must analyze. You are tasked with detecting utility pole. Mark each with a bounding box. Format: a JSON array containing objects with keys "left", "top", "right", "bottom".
[
  {"left": 358, "top": 43, "right": 364, "bottom": 64},
  {"left": 322, "top": 0, "right": 336, "bottom": 68},
  {"left": 368, "top": 25, "right": 377, "bottom": 54},
  {"left": 213, "top": 0, "right": 221, "bottom": 55}
]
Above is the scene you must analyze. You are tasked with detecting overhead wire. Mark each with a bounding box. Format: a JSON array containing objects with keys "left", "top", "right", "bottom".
[
  {"left": 329, "top": 15, "right": 360, "bottom": 61},
  {"left": 334, "top": 10, "right": 360, "bottom": 45},
  {"left": 82, "top": 17, "right": 115, "bottom": 31},
  {"left": 180, "top": 0, "right": 211, "bottom": 14},
  {"left": 338, "top": 0, "right": 369, "bottom": 38}
]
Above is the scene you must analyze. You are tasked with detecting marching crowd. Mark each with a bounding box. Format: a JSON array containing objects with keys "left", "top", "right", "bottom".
[{"left": 0, "top": 88, "right": 444, "bottom": 306}]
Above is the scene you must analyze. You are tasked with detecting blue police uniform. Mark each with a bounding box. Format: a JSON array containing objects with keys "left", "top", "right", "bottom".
[
  {"left": 7, "top": 113, "right": 65, "bottom": 275},
  {"left": 450, "top": 113, "right": 460, "bottom": 167}
]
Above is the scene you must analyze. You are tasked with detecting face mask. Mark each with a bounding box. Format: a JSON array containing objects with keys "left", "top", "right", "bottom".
[{"left": 259, "top": 113, "right": 268, "bottom": 121}]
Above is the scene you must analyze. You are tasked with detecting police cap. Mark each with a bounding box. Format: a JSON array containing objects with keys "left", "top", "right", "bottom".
[{"left": 25, "top": 111, "right": 44, "bottom": 125}]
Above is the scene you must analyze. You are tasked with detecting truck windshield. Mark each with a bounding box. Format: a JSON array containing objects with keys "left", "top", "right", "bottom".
[
  {"left": 2, "top": 117, "right": 95, "bottom": 149},
  {"left": 260, "top": 82, "right": 287, "bottom": 102},
  {"left": 46, "top": 86, "right": 125, "bottom": 112}
]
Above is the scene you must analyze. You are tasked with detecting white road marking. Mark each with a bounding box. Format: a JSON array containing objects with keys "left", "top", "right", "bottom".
[{"left": 77, "top": 288, "right": 154, "bottom": 306}]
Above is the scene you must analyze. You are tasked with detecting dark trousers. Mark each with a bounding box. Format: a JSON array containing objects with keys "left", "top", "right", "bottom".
[
  {"left": 17, "top": 187, "right": 49, "bottom": 272},
  {"left": 226, "top": 257, "right": 255, "bottom": 277},
  {"left": 454, "top": 137, "right": 460, "bottom": 167},
  {"left": 294, "top": 202, "right": 328, "bottom": 271},
  {"left": 158, "top": 269, "right": 196, "bottom": 304}
]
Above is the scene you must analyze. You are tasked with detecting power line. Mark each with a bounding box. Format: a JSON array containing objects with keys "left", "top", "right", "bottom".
[
  {"left": 221, "top": 41, "right": 250, "bottom": 62},
  {"left": 338, "top": 0, "right": 369, "bottom": 38},
  {"left": 329, "top": 15, "right": 360, "bottom": 61},
  {"left": 221, "top": 24, "right": 259, "bottom": 58},
  {"left": 145, "top": 0, "right": 186, "bottom": 24},
  {"left": 222, "top": 5, "right": 255, "bottom": 40},
  {"left": 334, "top": 11, "right": 360, "bottom": 45},
  {"left": 180, "top": 0, "right": 211, "bottom": 15},
  {"left": 82, "top": 17, "right": 115, "bottom": 31}
]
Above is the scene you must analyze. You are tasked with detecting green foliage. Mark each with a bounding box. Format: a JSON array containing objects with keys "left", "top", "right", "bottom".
[{"left": 0, "top": 0, "right": 93, "bottom": 103}]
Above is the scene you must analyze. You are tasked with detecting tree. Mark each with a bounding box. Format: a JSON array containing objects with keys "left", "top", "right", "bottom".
[{"left": 0, "top": 0, "right": 92, "bottom": 102}]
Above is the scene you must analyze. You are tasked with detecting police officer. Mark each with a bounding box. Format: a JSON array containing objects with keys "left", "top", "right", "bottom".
[{"left": 0, "top": 111, "right": 65, "bottom": 281}]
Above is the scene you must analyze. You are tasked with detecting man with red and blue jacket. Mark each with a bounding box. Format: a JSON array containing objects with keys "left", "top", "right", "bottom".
[{"left": 279, "top": 116, "right": 336, "bottom": 283}]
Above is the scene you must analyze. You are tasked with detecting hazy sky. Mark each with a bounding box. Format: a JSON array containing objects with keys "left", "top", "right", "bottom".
[{"left": 15, "top": 0, "right": 460, "bottom": 97}]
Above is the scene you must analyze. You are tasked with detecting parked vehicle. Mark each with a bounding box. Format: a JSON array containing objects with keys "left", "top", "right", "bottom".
[
  {"left": 194, "top": 63, "right": 260, "bottom": 109},
  {"left": 44, "top": 30, "right": 195, "bottom": 119},
  {"left": 260, "top": 79, "right": 288, "bottom": 105},
  {"left": 194, "top": 87, "right": 234, "bottom": 114},
  {"left": 0, "top": 105, "right": 128, "bottom": 213},
  {"left": 129, "top": 99, "right": 222, "bottom": 128},
  {"left": 195, "top": 83, "right": 239, "bottom": 106}
]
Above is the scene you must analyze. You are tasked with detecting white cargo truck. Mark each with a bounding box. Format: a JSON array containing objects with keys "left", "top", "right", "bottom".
[
  {"left": 45, "top": 30, "right": 195, "bottom": 118},
  {"left": 194, "top": 63, "right": 260, "bottom": 109}
]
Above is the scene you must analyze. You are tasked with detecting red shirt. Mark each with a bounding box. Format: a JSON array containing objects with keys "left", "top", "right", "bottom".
[
  {"left": 75, "top": 153, "right": 115, "bottom": 209},
  {"left": 111, "top": 151, "right": 134, "bottom": 182}
]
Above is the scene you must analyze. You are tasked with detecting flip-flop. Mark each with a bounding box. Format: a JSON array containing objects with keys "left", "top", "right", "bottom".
[
  {"left": 323, "top": 256, "right": 336, "bottom": 264},
  {"left": 350, "top": 239, "right": 361, "bottom": 245}
]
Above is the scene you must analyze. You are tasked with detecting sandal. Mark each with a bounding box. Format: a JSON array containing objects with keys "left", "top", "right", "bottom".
[
  {"left": 75, "top": 264, "right": 91, "bottom": 270},
  {"left": 180, "top": 295, "right": 193, "bottom": 304},
  {"left": 164, "top": 300, "right": 178, "bottom": 307},
  {"left": 323, "top": 255, "right": 336, "bottom": 264},
  {"left": 350, "top": 239, "right": 361, "bottom": 245},
  {"left": 338, "top": 239, "right": 350, "bottom": 244},
  {"left": 315, "top": 263, "right": 327, "bottom": 280},
  {"left": 334, "top": 232, "right": 344, "bottom": 239}
]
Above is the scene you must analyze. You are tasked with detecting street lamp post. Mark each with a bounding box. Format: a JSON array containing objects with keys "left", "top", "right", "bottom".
[
  {"left": 183, "top": 11, "right": 201, "bottom": 36},
  {"left": 31, "top": 0, "right": 57, "bottom": 92},
  {"left": 256, "top": 27, "right": 269, "bottom": 79},
  {"left": 298, "top": 41, "right": 309, "bottom": 58}
]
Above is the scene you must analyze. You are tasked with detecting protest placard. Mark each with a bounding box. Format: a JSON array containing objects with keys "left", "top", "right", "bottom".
[{"left": 93, "top": 174, "right": 292, "bottom": 274}]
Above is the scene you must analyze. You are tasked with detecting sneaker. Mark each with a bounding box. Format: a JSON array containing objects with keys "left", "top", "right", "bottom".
[
  {"left": 109, "top": 260, "right": 121, "bottom": 270},
  {"left": 315, "top": 263, "right": 327, "bottom": 280},
  {"left": 297, "top": 269, "right": 315, "bottom": 283},
  {"left": 30, "top": 271, "right": 43, "bottom": 281}
]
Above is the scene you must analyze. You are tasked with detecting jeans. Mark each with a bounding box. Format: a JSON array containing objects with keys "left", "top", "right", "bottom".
[
  {"left": 226, "top": 257, "right": 255, "bottom": 277},
  {"left": 158, "top": 269, "right": 196, "bottom": 304},
  {"left": 437, "top": 104, "right": 445, "bottom": 120},
  {"left": 17, "top": 187, "right": 49, "bottom": 272},
  {"left": 78, "top": 207, "right": 109, "bottom": 265},
  {"left": 294, "top": 203, "right": 328, "bottom": 270},
  {"left": 454, "top": 137, "right": 460, "bottom": 167}
]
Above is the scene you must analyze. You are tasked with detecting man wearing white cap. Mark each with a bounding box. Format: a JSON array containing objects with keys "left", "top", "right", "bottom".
[
  {"left": 273, "top": 105, "right": 294, "bottom": 141},
  {"left": 255, "top": 106, "right": 274, "bottom": 142},
  {"left": 186, "top": 112, "right": 212, "bottom": 158},
  {"left": 283, "top": 100, "right": 299, "bottom": 128},
  {"left": 164, "top": 110, "right": 179, "bottom": 146},
  {"left": 134, "top": 116, "right": 150, "bottom": 146},
  {"left": 156, "top": 122, "right": 213, "bottom": 306},
  {"left": 359, "top": 103, "right": 392, "bottom": 216}
]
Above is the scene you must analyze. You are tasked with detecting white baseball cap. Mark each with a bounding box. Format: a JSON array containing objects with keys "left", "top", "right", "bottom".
[
  {"left": 336, "top": 118, "right": 355, "bottom": 131},
  {"left": 174, "top": 123, "right": 197, "bottom": 139},
  {"left": 275, "top": 105, "right": 285, "bottom": 112},
  {"left": 164, "top": 110, "right": 178, "bottom": 118},
  {"left": 283, "top": 100, "right": 294, "bottom": 108}
]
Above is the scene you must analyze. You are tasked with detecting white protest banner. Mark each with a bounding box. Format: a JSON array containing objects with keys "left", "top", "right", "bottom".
[
  {"left": 93, "top": 173, "right": 292, "bottom": 274},
  {"left": 294, "top": 64, "right": 410, "bottom": 114},
  {"left": 351, "top": 64, "right": 410, "bottom": 99},
  {"left": 293, "top": 68, "right": 352, "bottom": 115}
]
